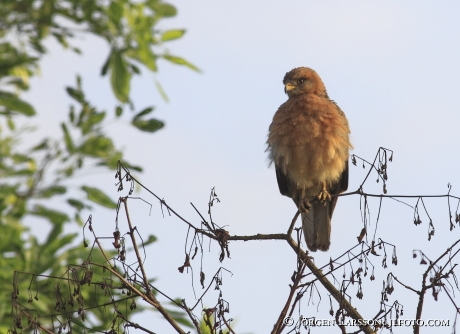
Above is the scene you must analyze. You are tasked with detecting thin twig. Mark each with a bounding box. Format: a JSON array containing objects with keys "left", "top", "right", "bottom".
[
  {"left": 272, "top": 261, "right": 307, "bottom": 334},
  {"left": 120, "top": 197, "right": 186, "bottom": 334}
]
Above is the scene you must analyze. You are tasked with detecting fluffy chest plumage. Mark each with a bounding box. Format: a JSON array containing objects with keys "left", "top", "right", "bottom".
[{"left": 268, "top": 94, "right": 350, "bottom": 190}]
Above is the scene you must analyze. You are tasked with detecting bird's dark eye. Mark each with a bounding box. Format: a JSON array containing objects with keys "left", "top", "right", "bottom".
[{"left": 297, "top": 78, "right": 306, "bottom": 84}]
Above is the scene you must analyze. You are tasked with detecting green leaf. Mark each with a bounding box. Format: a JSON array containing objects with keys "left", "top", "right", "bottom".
[
  {"left": 79, "top": 136, "right": 114, "bottom": 158},
  {"left": 52, "top": 32, "right": 69, "bottom": 48},
  {"left": 30, "top": 139, "right": 49, "bottom": 151},
  {"left": 130, "top": 63, "right": 141, "bottom": 74},
  {"left": 115, "top": 106, "right": 123, "bottom": 117},
  {"left": 0, "top": 91, "right": 35, "bottom": 116},
  {"left": 120, "top": 160, "right": 143, "bottom": 172},
  {"left": 9, "top": 197, "right": 26, "bottom": 219},
  {"left": 161, "top": 29, "right": 185, "bottom": 42},
  {"left": 101, "top": 52, "right": 111, "bottom": 76},
  {"left": 75, "top": 213, "right": 84, "bottom": 226},
  {"left": 137, "top": 43, "right": 157, "bottom": 72},
  {"left": 30, "top": 39, "right": 46, "bottom": 54},
  {"left": 155, "top": 79, "right": 169, "bottom": 102},
  {"left": 132, "top": 118, "right": 164, "bottom": 133},
  {"left": 30, "top": 205, "right": 70, "bottom": 225},
  {"left": 69, "top": 106, "right": 75, "bottom": 123},
  {"left": 96, "top": 151, "right": 123, "bottom": 170},
  {"left": 142, "top": 235, "right": 157, "bottom": 247},
  {"left": 11, "top": 154, "right": 32, "bottom": 163},
  {"left": 156, "top": 3, "right": 177, "bottom": 17},
  {"left": 82, "top": 186, "right": 117, "bottom": 209},
  {"left": 43, "top": 233, "right": 77, "bottom": 259},
  {"left": 67, "top": 198, "right": 87, "bottom": 211},
  {"left": 39, "top": 186, "right": 67, "bottom": 198},
  {"left": 162, "top": 55, "right": 200, "bottom": 72},
  {"left": 110, "top": 49, "right": 131, "bottom": 103},
  {"left": 0, "top": 219, "right": 25, "bottom": 253},
  {"left": 7, "top": 117, "right": 15, "bottom": 130},
  {"left": 108, "top": 1, "right": 124, "bottom": 23},
  {"left": 6, "top": 78, "right": 28, "bottom": 91},
  {"left": 172, "top": 315, "right": 194, "bottom": 328},
  {"left": 81, "top": 111, "right": 106, "bottom": 132},
  {"left": 44, "top": 219, "right": 64, "bottom": 247},
  {"left": 65, "top": 87, "right": 84, "bottom": 102},
  {"left": 80, "top": 111, "right": 100, "bottom": 134},
  {"left": 133, "top": 107, "right": 154, "bottom": 121},
  {"left": 8, "top": 169, "right": 34, "bottom": 176},
  {"left": 61, "top": 123, "right": 74, "bottom": 152}
]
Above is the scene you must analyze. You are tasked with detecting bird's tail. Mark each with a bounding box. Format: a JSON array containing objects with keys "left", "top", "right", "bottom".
[{"left": 301, "top": 201, "right": 331, "bottom": 252}]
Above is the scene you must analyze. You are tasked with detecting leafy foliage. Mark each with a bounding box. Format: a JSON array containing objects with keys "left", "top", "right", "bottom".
[{"left": 0, "top": 0, "right": 197, "bottom": 332}]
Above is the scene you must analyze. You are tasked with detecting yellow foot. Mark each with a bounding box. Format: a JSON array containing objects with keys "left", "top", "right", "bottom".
[{"left": 317, "top": 182, "right": 331, "bottom": 203}]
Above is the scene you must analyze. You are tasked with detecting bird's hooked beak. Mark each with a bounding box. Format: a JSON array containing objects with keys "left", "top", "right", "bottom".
[{"left": 284, "top": 82, "right": 295, "bottom": 94}]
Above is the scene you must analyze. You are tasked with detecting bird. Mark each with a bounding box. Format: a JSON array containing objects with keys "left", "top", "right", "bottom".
[{"left": 267, "top": 67, "right": 352, "bottom": 252}]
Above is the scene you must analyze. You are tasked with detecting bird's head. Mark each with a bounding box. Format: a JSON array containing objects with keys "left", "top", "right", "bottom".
[{"left": 283, "top": 67, "right": 328, "bottom": 98}]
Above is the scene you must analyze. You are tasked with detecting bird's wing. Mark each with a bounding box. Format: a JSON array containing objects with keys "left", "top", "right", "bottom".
[
  {"left": 329, "top": 159, "right": 349, "bottom": 215},
  {"left": 340, "top": 159, "right": 349, "bottom": 193},
  {"left": 275, "top": 165, "right": 291, "bottom": 197}
]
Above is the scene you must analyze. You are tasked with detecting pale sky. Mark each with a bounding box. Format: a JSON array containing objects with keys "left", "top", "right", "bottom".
[{"left": 23, "top": 1, "right": 460, "bottom": 333}]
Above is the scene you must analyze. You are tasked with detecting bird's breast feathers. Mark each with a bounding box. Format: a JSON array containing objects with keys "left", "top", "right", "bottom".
[{"left": 268, "top": 94, "right": 351, "bottom": 190}]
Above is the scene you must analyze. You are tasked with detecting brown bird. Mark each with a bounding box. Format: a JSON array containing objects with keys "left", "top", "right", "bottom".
[{"left": 267, "top": 67, "right": 352, "bottom": 252}]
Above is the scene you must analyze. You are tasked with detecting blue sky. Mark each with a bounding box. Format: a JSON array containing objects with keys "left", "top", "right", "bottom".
[{"left": 23, "top": 1, "right": 460, "bottom": 333}]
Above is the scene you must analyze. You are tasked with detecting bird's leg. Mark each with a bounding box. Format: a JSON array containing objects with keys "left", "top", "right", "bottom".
[
  {"left": 317, "top": 181, "right": 331, "bottom": 203},
  {"left": 298, "top": 188, "right": 311, "bottom": 213}
]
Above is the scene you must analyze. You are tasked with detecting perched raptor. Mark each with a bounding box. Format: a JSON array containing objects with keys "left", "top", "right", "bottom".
[{"left": 267, "top": 67, "right": 352, "bottom": 252}]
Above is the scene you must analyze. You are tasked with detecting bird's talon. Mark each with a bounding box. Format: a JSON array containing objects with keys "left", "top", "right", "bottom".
[{"left": 317, "top": 189, "right": 331, "bottom": 203}]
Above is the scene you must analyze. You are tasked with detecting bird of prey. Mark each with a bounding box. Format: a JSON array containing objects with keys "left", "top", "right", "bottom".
[{"left": 267, "top": 67, "right": 352, "bottom": 252}]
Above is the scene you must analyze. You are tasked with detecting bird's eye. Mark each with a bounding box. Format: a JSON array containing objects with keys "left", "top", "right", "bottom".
[{"left": 297, "top": 79, "right": 306, "bottom": 84}]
